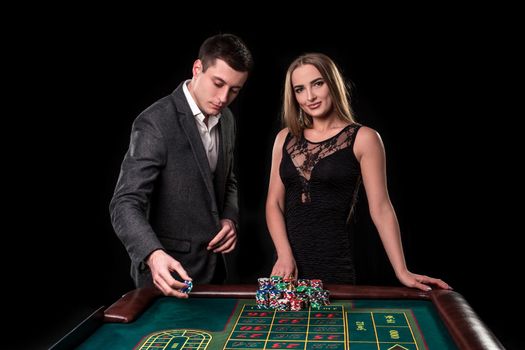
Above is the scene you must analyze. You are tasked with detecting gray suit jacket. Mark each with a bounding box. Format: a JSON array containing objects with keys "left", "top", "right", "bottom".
[{"left": 110, "top": 82, "right": 239, "bottom": 286}]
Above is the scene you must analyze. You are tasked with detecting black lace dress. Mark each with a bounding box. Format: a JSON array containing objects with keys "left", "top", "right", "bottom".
[{"left": 280, "top": 123, "right": 362, "bottom": 283}]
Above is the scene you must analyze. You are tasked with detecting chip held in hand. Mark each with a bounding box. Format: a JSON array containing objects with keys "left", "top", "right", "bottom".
[{"left": 181, "top": 280, "right": 193, "bottom": 294}]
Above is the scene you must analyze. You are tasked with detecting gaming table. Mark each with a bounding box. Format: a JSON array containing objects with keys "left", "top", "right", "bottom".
[{"left": 51, "top": 284, "right": 503, "bottom": 349}]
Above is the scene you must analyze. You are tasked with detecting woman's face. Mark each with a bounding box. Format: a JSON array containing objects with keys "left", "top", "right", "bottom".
[{"left": 291, "top": 64, "right": 333, "bottom": 119}]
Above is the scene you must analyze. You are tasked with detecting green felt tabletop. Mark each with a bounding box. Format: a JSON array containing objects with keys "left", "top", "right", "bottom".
[{"left": 77, "top": 298, "right": 457, "bottom": 350}]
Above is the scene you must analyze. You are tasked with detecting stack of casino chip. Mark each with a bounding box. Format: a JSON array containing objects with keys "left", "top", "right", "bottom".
[{"left": 255, "top": 276, "right": 330, "bottom": 310}]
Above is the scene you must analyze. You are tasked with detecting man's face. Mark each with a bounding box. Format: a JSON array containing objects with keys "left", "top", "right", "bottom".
[{"left": 189, "top": 58, "right": 248, "bottom": 116}]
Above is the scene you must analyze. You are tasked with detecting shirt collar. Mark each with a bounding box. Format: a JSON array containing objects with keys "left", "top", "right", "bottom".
[{"left": 183, "top": 80, "right": 221, "bottom": 121}]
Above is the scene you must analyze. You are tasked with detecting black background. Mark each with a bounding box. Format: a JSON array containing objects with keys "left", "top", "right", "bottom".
[{"left": 6, "top": 8, "right": 520, "bottom": 349}]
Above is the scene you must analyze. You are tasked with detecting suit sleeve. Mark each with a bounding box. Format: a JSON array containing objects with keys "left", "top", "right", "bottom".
[
  {"left": 109, "top": 114, "right": 166, "bottom": 264},
  {"left": 221, "top": 115, "right": 239, "bottom": 224}
]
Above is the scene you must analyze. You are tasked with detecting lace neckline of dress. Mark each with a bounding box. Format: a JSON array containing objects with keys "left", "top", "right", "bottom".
[
  {"left": 287, "top": 123, "right": 359, "bottom": 203},
  {"left": 302, "top": 124, "right": 354, "bottom": 144}
]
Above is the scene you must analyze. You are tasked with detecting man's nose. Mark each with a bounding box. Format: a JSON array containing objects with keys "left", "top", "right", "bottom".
[{"left": 218, "top": 88, "right": 229, "bottom": 104}]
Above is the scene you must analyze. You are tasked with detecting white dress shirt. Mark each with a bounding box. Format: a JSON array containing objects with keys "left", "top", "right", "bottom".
[{"left": 183, "top": 80, "right": 220, "bottom": 173}]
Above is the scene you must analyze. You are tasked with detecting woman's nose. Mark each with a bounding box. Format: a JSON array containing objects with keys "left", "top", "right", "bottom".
[{"left": 306, "top": 89, "right": 316, "bottom": 101}]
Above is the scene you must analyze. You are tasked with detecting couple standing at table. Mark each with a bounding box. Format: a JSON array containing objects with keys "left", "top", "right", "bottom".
[{"left": 109, "top": 33, "right": 450, "bottom": 298}]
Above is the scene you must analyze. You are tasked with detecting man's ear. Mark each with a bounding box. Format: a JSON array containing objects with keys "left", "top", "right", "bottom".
[{"left": 192, "top": 59, "right": 202, "bottom": 77}]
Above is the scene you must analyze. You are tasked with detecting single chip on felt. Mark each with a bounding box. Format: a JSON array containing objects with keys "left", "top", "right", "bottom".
[{"left": 181, "top": 280, "right": 193, "bottom": 294}]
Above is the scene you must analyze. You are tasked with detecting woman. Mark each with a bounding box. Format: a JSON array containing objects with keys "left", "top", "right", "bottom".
[{"left": 266, "top": 53, "right": 450, "bottom": 291}]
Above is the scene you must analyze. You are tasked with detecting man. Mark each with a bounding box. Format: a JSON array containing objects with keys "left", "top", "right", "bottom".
[{"left": 110, "top": 34, "right": 253, "bottom": 298}]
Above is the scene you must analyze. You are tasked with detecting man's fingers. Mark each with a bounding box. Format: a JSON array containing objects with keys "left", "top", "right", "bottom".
[
  {"left": 207, "top": 229, "right": 227, "bottom": 250},
  {"left": 209, "top": 229, "right": 236, "bottom": 250},
  {"left": 213, "top": 235, "right": 237, "bottom": 253},
  {"left": 221, "top": 240, "right": 237, "bottom": 253},
  {"left": 170, "top": 260, "right": 192, "bottom": 282},
  {"left": 154, "top": 275, "right": 174, "bottom": 296}
]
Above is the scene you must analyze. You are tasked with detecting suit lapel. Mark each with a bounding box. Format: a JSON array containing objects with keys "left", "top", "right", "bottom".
[
  {"left": 174, "top": 89, "right": 217, "bottom": 206},
  {"left": 214, "top": 122, "right": 227, "bottom": 208}
]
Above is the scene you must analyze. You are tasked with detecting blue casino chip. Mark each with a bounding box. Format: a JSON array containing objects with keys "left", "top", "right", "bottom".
[{"left": 181, "top": 280, "right": 193, "bottom": 294}]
